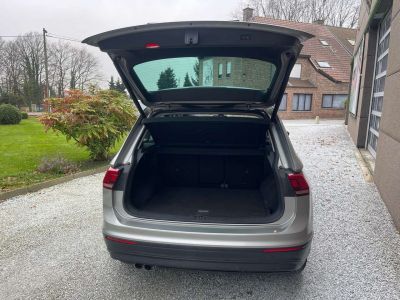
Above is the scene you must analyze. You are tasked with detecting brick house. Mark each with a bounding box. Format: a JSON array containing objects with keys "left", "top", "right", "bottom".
[
  {"left": 198, "top": 57, "right": 275, "bottom": 90},
  {"left": 243, "top": 8, "right": 356, "bottom": 119}
]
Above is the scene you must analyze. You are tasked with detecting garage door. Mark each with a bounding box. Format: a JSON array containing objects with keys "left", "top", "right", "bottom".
[{"left": 367, "top": 10, "right": 391, "bottom": 157}]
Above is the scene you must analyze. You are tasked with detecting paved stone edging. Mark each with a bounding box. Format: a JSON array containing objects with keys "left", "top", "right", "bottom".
[
  {"left": 0, "top": 166, "right": 108, "bottom": 203},
  {"left": 354, "top": 149, "right": 374, "bottom": 183}
]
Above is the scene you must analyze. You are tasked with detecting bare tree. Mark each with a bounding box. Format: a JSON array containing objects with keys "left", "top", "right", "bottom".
[
  {"left": 48, "top": 41, "right": 100, "bottom": 96},
  {"left": 15, "top": 33, "right": 45, "bottom": 108},
  {"left": 0, "top": 38, "right": 8, "bottom": 92},
  {"left": 326, "top": 0, "right": 360, "bottom": 27},
  {"left": 69, "top": 47, "right": 101, "bottom": 91},
  {"left": 304, "top": 0, "right": 336, "bottom": 24},
  {"left": 0, "top": 41, "right": 23, "bottom": 96},
  {"left": 0, "top": 32, "right": 102, "bottom": 107},
  {"left": 0, "top": 38, "right": 4, "bottom": 75},
  {"left": 234, "top": 0, "right": 360, "bottom": 28},
  {"left": 0, "top": 40, "right": 27, "bottom": 107},
  {"left": 48, "top": 41, "right": 73, "bottom": 97},
  {"left": 273, "top": 0, "right": 309, "bottom": 22}
]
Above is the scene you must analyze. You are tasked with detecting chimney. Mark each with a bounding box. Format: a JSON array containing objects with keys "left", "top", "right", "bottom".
[
  {"left": 313, "top": 19, "right": 325, "bottom": 25},
  {"left": 243, "top": 7, "right": 254, "bottom": 22}
]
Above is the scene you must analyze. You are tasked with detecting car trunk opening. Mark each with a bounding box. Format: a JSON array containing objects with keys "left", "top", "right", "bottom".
[{"left": 123, "top": 114, "right": 284, "bottom": 224}]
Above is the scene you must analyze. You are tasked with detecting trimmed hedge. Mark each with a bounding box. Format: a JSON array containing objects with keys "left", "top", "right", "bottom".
[
  {"left": 0, "top": 104, "right": 22, "bottom": 124},
  {"left": 21, "top": 111, "right": 29, "bottom": 119}
]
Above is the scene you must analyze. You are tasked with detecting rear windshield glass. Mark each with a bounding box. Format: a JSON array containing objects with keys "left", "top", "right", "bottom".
[{"left": 133, "top": 57, "right": 276, "bottom": 92}]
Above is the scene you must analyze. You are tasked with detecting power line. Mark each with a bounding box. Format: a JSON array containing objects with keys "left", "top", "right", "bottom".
[
  {"left": 47, "top": 35, "right": 81, "bottom": 43},
  {"left": 0, "top": 32, "right": 82, "bottom": 43},
  {"left": 46, "top": 32, "right": 81, "bottom": 43},
  {"left": 47, "top": 32, "right": 80, "bottom": 40}
]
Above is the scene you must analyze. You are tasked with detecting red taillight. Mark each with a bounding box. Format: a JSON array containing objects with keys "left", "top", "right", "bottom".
[
  {"left": 145, "top": 42, "right": 160, "bottom": 49},
  {"left": 103, "top": 167, "right": 121, "bottom": 189},
  {"left": 262, "top": 245, "right": 305, "bottom": 253},
  {"left": 288, "top": 173, "right": 309, "bottom": 196},
  {"left": 105, "top": 236, "right": 137, "bottom": 245}
]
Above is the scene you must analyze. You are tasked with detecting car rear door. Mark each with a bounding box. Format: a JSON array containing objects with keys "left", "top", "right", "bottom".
[{"left": 83, "top": 21, "right": 312, "bottom": 119}]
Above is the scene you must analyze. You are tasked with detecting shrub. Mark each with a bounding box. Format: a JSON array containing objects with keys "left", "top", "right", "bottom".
[
  {"left": 40, "top": 90, "right": 137, "bottom": 160},
  {"left": 0, "top": 104, "right": 22, "bottom": 124},
  {"left": 37, "top": 156, "right": 80, "bottom": 174},
  {"left": 21, "top": 112, "right": 28, "bottom": 119}
]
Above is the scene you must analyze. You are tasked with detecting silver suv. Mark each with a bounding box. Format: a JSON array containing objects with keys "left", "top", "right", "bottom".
[{"left": 84, "top": 21, "right": 313, "bottom": 272}]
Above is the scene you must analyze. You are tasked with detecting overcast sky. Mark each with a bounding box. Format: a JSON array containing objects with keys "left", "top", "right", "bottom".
[{"left": 0, "top": 0, "right": 241, "bottom": 86}]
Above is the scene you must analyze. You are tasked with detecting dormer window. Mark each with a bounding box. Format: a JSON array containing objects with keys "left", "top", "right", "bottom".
[
  {"left": 290, "top": 63, "right": 302, "bottom": 78},
  {"left": 320, "top": 40, "right": 329, "bottom": 46},
  {"left": 317, "top": 61, "right": 331, "bottom": 68},
  {"left": 348, "top": 39, "right": 355, "bottom": 45}
]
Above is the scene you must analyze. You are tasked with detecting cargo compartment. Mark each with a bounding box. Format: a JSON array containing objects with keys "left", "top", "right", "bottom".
[{"left": 123, "top": 115, "right": 283, "bottom": 223}]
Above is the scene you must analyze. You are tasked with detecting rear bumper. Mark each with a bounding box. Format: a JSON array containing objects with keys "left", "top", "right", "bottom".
[{"left": 105, "top": 237, "right": 311, "bottom": 272}]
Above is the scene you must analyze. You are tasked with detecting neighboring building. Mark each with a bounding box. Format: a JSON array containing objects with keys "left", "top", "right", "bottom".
[
  {"left": 243, "top": 8, "right": 356, "bottom": 119},
  {"left": 198, "top": 57, "right": 275, "bottom": 90},
  {"left": 347, "top": 0, "right": 400, "bottom": 229}
]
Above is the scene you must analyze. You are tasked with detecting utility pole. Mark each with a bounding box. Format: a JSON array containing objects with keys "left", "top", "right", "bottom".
[{"left": 43, "top": 28, "right": 49, "bottom": 100}]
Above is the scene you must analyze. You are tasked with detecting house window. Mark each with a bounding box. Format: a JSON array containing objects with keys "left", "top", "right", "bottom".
[
  {"left": 279, "top": 94, "right": 287, "bottom": 111},
  {"left": 317, "top": 61, "right": 331, "bottom": 68},
  {"left": 218, "top": 63, "right": 223, "bottom": 78},
  {"left": 322, "top": 94, "right": 347, "bottom": 109},
  {"left": 292, "top": 94, "right": 312, "bottom": 111},
  {"left": 226, "top": 61, "right": 232, "bottom": 77},
  {"left": 290, "top": 64, "right": 301, "bottom": 78}
]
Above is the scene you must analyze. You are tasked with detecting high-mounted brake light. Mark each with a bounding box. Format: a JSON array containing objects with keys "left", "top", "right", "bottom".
[
  {"left": 262, "top": 245, "right": 305, "bottom": 253},
  {"left": 145, "top": 42, "right": 160, "bottom": 49},
  {"left": 288, "top": 173, "right": 309, "bottom": 196},
  {"left": 103, "top": 167, "right": 122, "bottom": 189}
]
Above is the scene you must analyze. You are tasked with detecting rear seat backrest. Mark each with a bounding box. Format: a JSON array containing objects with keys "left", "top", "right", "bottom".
[
  {"left": 143, "top": 116, "right": 269, "bottom": 148},
  {"left": 158, "top": 153, "right": 264, "bottom": 189}
]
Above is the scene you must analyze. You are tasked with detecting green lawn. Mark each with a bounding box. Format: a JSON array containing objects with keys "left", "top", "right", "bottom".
[{"left": 0, "top": 117, "right": 124, "bottom": 191}]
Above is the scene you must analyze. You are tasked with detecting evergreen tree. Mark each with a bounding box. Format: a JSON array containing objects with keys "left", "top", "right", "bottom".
[
  {"left": 191, "top": 61, "right": 200, "bottom": 86},
  {"left": 108, "top": 76, "right": 116, "bottom": 90},
  {"left": 157, "top": 67, "right": 178, "bottom": 90},
  {"left": 183, "top": 73, "right": 193, "bottom": 87},
  {"left": 115, "top": 78, "right": 126, "bottom": 93},
  {"left": 108, "top": 77, "right": 126, "bottom": 93}
]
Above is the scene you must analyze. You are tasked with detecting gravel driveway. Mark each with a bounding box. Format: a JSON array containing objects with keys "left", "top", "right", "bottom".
[{"left": 1, "top": 120, "right": 399, "bottom": 300}]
